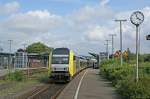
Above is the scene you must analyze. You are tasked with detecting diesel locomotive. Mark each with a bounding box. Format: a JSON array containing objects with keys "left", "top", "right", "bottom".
[{"left": 49, "top": 48, "right": 96, "bottom": 82}]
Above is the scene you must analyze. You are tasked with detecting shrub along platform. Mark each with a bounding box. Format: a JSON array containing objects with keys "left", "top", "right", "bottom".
[{"left": 100, "top": 59, "right": 150, "bottom": 99}]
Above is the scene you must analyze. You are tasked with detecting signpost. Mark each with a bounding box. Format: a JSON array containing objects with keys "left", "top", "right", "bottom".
[
  {"left": 130, "top": 11, "right": 144, "bottom": 82},
  {"left": 146, "top": 35, "right": 150, "bottom": 40}
]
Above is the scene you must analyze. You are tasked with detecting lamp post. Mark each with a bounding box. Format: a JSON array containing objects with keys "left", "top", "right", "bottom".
[{"left": 130, "top": 11, "right": 144, "bottom": 82}]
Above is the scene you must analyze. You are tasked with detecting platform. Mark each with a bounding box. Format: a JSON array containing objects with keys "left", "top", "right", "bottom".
[{"left": 57, "top": 68, "right": 120, "bottom": 99}]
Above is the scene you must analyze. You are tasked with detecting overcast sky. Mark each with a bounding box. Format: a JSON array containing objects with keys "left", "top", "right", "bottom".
[{"left": 0, "top": 0, "right": 150, "bottom": 55}]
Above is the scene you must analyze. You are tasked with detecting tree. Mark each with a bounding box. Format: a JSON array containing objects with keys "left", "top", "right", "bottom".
[{"left": 26, "top": 42, "right": 53, "bottom": 53}]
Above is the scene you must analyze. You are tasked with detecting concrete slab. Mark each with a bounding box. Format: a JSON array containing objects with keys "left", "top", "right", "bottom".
[
  {"left": 57, "top": 70, "right": 85, "bottom": 99},
  {"left": 78, "top": 69, "right": 120, "bottom": 99},
  {"left": 57, "top": 68, "right": 121, "bottom": 99}
]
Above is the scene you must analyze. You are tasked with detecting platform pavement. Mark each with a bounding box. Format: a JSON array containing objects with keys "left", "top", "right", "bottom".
[{"left": 57, "top": 68, "right": 121, "bottom": 99}]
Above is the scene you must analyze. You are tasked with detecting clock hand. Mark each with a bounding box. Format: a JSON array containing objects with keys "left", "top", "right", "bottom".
[{"left": 135, "top": 14, "right": 142, "bottom": 21}]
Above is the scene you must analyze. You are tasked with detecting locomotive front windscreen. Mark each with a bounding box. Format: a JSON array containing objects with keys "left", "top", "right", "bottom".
[
  {"left": 52, "top": 56, "right": 69, "bottom": 64},
  {"left": 52, "top": 48, "right": 70, "bottom": 64}
]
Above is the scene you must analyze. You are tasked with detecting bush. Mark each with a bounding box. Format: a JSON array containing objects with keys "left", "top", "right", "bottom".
[
  {"left": 6, "top": 71, "right": 25, "bottom": 82},
  {"left": 116, "top": 78, "right": 150, "bottom": 99},
  {"left": 145, "top": 67, "right": 150, "bottom": 74},
  {"left": 100, "top": 59, "right": 133, "bottom": 85},
  {"left": 111, "top": 66, "right": 133, "bottom": 85},
  {"left": 100, "top": 59, "right": 150, "bottom": 99}
]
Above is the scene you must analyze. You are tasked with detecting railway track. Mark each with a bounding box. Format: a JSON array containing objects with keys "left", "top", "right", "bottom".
[
  {"left": 16, "top": 83, "right": 66, "bottom": 99},
  {"left": 16, "top": 68, "right": 88, "bottom": 99}
]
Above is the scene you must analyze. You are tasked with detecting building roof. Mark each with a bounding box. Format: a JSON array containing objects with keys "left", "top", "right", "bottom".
[{"left": 0, "top": 52, "right": 14, "bottom": 56}]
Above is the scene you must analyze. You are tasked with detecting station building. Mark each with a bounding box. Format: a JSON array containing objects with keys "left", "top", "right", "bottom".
[
  {"left": 0, "top": 49, "right": 49, "bottom": 70},
  {"left": 0, "top": 52, "right": 14, "bottom": 69}
]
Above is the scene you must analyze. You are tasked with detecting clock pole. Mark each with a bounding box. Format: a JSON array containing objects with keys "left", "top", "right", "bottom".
[
  {"left": 130, "top": 11, "right": 144, "bottom": 82},
  {"left": 136, "top": 25, "right": 139, "bottom": 82}
]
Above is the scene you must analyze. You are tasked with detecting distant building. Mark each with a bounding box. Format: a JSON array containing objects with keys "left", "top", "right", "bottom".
[
  {"left": 14, "top": 49, "right": 49, "bottom": 68},
  {"left": 0, "top": 48, "right": 49, "bottom": 70},
  {"left": 0, "top": 52, "right": 14, "bottom": 69},
  {"left": 14, "top": 49, "right": 28, "bottom": 68},
  {"left": 27, "top": 53, "right": 49, "bottom": 68}
]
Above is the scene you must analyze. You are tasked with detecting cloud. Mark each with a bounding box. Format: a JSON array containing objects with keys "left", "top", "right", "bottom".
[
  {"left": 82, "top": 6, "right": 150, "bottom": 53},
  {"left": 2, "top": 10, "right": 63, "bottom": 33},
  {"left": 85, "top": 26, "right": 111, "bottom": 41},
  {"left": 0, "top": 1, "right": 150, "bottom": 54},
  {"left": 0, "top": 1, "right": 20, "bottom": 15},
  {"left": 100, "top": 0, "right": 110, "bottom": 6},
  {"left": 0, "top": 10, "right": 63, "bottom": 52},
  {"left": 70, "top": 5, "right": 114, "bottom": 24}
]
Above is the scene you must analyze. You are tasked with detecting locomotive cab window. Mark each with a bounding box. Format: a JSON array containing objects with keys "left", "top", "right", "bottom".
[{"left": 52, "top": 57, "right": 69, "bottom": 64}]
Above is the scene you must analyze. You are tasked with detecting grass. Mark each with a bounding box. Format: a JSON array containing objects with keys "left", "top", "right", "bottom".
[
  {"left": 0, "top": 80, "right": 39, "bottom": 96},
  {"left": 32, "top": 72, "right": 50, "bottom": 83},
  {"left": 5, "top": 70, "right": 25, "bottom": 82},
  {"left": 0, "top": 71, "right": 49, "bottom": 97}
]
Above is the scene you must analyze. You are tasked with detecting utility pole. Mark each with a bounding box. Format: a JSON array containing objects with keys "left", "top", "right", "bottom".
[
  {"left": 23, "top": 43, "right": 29, "bottom": 77},
  {"left": 23, "top": 43, "right": 27, "bottom": 50},
  {"left": 0, "top": 41, "right": 3, "bottom": 52},
  {"left": 115, "top": 19, "right": 127, "bottom": 66},
  {"left": 8, "top": 40, "right": 13, "bottom": 74},
  {"left": 8, "top": 40, "right": 13, "bottom": 53},
  {"left": 22, "top": 43, "right": 28, "bottom": 75},
  {"left": 104, "top": 40, "right": 111, "bottom": 60},
  {"left": 109, "top": 34, "right": 116, "bottom": 58}
]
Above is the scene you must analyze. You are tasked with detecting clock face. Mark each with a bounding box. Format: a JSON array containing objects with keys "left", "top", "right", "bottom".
[{"left": 130, "top": 11, "right": 144, "bottom": 26}]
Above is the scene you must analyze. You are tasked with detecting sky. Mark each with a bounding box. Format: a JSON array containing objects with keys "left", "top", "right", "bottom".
[{"left": 0, "top": 0, "right": 150, "bottom": 55}]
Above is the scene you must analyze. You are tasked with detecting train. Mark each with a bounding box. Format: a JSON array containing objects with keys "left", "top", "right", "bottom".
[{"left": 49, "top": 48, "right": 97, "bottom": 82}]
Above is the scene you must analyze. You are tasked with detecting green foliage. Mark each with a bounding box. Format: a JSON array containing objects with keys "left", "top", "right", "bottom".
[
  {"left": 6, "top": 71, "right": 25, "bottom": 82},
  {"left": 117, "top": 77, "right": 150, "bottom": 99},
  {"left": 101, "top": 60, "right": 133, "bottom": 85},
  {"left": 35, "top": 73, "right": 49, "bottom": 83},
  {"left": 144, "top": 67, "right": 150, "bottom": 74},
  {"left": 100, "top": 58, "right": 150, "bottom": 99},
  {"left": 143, "top": 54, "right": 150, "bottom": 62},
  {"left": 128, "top": 53, "right": 136, "bottom": 61},
  {"left": 26, "top": 42, "right": 53, "bottom": 53}
]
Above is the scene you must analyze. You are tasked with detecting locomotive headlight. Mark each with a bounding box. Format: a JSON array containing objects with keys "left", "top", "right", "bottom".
[
  {"left": 51, "top": 66, "right": 56, "bottom": 71},
  {"left": 64, "top": 67, "right": 69, "bottom": 71}
]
